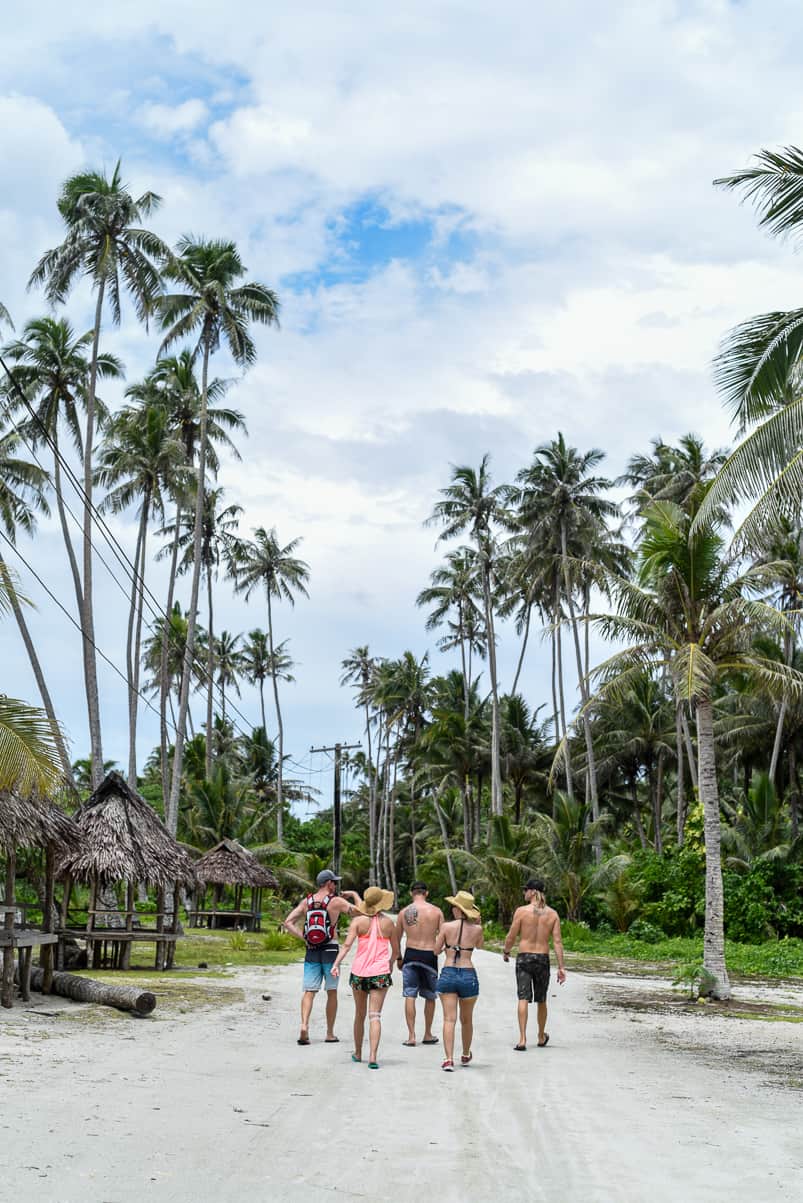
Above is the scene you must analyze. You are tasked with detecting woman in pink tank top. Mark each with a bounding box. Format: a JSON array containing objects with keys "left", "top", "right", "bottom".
[{"left": 332, "top": 886, "right": 399, "bottom": 1068}]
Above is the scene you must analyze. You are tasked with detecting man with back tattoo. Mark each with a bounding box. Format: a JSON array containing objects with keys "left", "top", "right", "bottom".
[
  {"left": 396, "top": 882, "right": 443, "bottom": 1046},
  {"left": 503, "top": 877, "right": 566, "bottom": 1050}
]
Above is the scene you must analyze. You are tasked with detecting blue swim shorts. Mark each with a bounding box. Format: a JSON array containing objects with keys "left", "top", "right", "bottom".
[
  {"left": 402, "top": 952, "right": 438, "bottom": 1000},
  {"left": 436, "top": 966, "right": 479, "bottom": 999},
  {"left": 302, "top": 945, "right": 338, "bottom": 992}
]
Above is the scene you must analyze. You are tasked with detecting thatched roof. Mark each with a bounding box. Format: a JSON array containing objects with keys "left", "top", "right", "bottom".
[
  {"left": 57, "top": 771, "right": 196, "bottom": 887},
  {"left": 0, "top": 789, "right": 82, "bottom": 854},
  {"left": 194, "top": 839, "right": 278, "bottom": 889}
]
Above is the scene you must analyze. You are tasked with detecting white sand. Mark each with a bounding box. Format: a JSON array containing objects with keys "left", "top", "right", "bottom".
[{"left": 1, "top": 950, "right": 801, "bottom": 1202}]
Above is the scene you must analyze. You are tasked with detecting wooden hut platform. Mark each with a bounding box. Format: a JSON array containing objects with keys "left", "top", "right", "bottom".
[
  {"left": 57, "top": 772, "right": 196, "bottom": 971},
  {"left": 189, "top": 839, "right": 278, "bottom": 932},
  {"left": 0, "top": 789, "right": 82, "bottom": 1007}
]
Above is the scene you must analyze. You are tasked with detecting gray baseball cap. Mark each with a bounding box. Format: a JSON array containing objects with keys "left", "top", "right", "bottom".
[{"left": 316, "top": 869, "right": 342, "bottom": 886}]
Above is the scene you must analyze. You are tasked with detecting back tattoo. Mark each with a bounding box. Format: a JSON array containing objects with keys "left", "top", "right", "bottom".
[{"left": 404, "top": 904, "right": 418, "bottom": 926}]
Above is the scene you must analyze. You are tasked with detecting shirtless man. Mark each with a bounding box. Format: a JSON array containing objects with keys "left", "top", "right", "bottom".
[
  {"left": 396, "top": 882, "right": 442, "bottom": 1046},
  {"left": 503, "top": 878, "right": 566, "bottom": 1050},
  {"left": 283, "top": 870, "right": 362, "bottom": 1045}
]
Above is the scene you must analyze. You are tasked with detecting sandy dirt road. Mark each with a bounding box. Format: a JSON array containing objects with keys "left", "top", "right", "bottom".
[{"left": 1, "top": 950, "right": 801, "bottom": 1202}]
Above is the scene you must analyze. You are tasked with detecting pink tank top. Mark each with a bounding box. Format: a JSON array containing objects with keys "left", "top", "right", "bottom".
[{"left": 352, "top": 914, "right": 390, "bottom": 977}]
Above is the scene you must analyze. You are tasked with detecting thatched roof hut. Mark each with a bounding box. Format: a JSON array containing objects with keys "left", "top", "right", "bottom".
[
  {"left": 194, "top": 840, "right": 278, "bottom": 889},
  {"left": 0, "top": 789, "right": 82, "bottom": 854},
  {"left": 58, "top": 771, "right": 195, "bottom": 887}
]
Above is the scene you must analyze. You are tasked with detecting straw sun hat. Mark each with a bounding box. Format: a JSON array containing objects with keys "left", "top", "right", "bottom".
[
  {"left": 445, "top": 890, "right": 480, "bottom": 920},
  {"left": 355, "top": 886, "right": 395, "bottom": 916}
]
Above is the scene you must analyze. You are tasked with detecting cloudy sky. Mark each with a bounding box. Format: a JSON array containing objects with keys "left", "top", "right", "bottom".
[{"left": 1, "top": 1, "right": 800, "bottom": 798}]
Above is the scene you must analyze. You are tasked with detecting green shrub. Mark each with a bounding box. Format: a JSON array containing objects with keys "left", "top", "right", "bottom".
[
  {"left": 627, "top": 918, "right": 666, "bottom": 944},
  {"left": 263, "top": 930, "right": 295, "bottom": 952}
]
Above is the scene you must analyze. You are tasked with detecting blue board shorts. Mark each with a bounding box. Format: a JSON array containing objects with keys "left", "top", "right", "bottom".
[
  {"left": 302, "top": 944, "right": 338, "bottom": 992},
  {"left": 402, "top": 949, "right": 439, "bottom": 1000},
  {"left": 436, "top": 966, "right": 479, "bottom": 999}
]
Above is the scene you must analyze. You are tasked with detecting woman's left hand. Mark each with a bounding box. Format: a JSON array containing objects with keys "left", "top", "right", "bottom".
[{"left": 331, "top": 964, "right": 340, "bottom": 978}]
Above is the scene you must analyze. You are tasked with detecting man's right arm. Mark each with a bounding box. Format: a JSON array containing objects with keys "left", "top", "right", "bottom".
[
  {"left": 283, "top": 899, "right": 307, "bottom": 942},
  {"left": 396, "top": 912, "right": 406, "bottom": 968},
  {"left": 551, "top": 912, "right": 567, "bottom": 983},
  {"left": 503, "top": 910, "right": 521, "bottom": 961}
]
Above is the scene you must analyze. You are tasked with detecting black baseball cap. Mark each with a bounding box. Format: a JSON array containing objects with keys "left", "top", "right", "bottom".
[
  {"left": 525, "top": 878, "right": 545, "bottom": 892},
  {"left": 316, "top": 869, "right": 342, "bottom": 885}
]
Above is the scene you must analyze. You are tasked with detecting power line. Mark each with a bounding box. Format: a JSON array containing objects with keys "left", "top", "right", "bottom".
[
  {"left": 0, "top": 356, "right": 263, "bottom": 747},
  {"left": 0, "top": 527, "right": 176, "bottom": 735}
]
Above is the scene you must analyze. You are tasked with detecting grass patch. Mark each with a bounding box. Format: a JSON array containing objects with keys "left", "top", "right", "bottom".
[
  {"left": 558, "top": 923, "right": 803, "bottom": 980},
  {"left": 106, "top": 929, "right": 304, "bottom": 972}
]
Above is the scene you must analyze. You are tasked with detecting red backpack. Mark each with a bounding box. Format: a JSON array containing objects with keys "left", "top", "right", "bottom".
[{"left": 303, "top": 894, "right": 334, "bottom": 947}]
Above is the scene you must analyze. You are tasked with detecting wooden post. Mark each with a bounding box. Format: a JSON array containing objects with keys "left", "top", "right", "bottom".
[
  {"left": 166, "top": 882, "right": 180, "bottom": 969},
  {"left": 58, "top": 875, "right": 73, "bottom": 970},
  {"left": 121, "top": 880, "right": 135, "bottom": 971},
  {"left": 155, "top": 886, "right": 165, "bottom": 971},
  {"left": 88, "top": 875, "right": 102, "bottom": 970},
  {"left": 41, "top": 844, "right": 55, "bottom": 993},
  {"left": 2, "top": 851, "right": 17, "bottom": 1008}
]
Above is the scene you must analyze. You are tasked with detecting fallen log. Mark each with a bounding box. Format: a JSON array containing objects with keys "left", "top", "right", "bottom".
[{"left": 29, "top": 967, "right": 156, "bottom": 1015}]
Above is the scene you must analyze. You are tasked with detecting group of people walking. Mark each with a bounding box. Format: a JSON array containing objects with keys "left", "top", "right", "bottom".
[{"left": 283, "top": 871, "right": 566, "bottom": 1070}]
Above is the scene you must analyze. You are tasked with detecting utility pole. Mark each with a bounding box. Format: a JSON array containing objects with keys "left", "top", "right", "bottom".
[{"left": 310, "top": 742, "right": 361, "bottom": 877}]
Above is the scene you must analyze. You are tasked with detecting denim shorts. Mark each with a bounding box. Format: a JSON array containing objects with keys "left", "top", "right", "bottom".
[
  {"left": 302, "top": 946, "right": 338, "bottom": 992},
  {"left": 436, "top": 966, "right": 479, "bottom": 999}
]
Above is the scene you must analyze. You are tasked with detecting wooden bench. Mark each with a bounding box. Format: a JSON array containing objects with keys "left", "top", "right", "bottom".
[
  {"left": 0, "top": 930, "right": 59, "bottom": 1004},
  {"left": 187, "top": 909, "right": 262, "bottom": 932},
  {"left": 59, "top": 928, "right": 179, "bottom": 971}
]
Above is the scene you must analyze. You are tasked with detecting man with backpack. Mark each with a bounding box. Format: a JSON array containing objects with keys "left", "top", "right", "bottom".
[{"left": 283, "top": 870, "right": 363, "bottom": 1045}]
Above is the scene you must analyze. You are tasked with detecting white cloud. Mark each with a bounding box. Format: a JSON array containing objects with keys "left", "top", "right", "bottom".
[{"left": 138, "top": 98, "right": 208, "bottom": 137}]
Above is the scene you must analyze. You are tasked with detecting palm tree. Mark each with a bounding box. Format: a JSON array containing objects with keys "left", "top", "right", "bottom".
[
  {"left": 0, "top": 425, "right": 75, "bottom": 788},
  {"left": 215, "top": 630, "right": 243, "bottom": 731},
  {"left": 515, "top": 433, "right": 618, "bottom": 849},
  {"left": 620, "top": 434, "right": 728, "bottom": 523},
  {"left": 95, "top": 398, "right": 185, "bottom": 786},
  {"left": 158, "top": 237, "right": 279, "bottom": 832},
  {"left": 29, "top": 164, "right": 167, "bottom": 788},
  {"left": 341, "top": 646, "right": 381, "bottom": 881},
  {"left": 589, "top": 501, "right": 803, "bottom": 997},
  {"left": 161, "top": 487, "right": 242, "bottom": 778},
  {"left": 531, "top": 793, "right": 626, "bottom": 922},
  {"left": 2, "top": 316, "right": 123, "bottom": 641},
  {"left": 231, "top": 527, "right": 309, "bottom": 843},
  {"left": 500, "top": 695, "right": 550, "bottom": 823},
  {"left": 417, "top": 548, "right": 486, "bottom": 711},
  {"left": 242, "top": 629, "right": 272, "bottom": 735},
  {"left": 427, "top": 455, "right": 509, "bottom": 816},
  {"left": 146, "top": 351, "right": 246, "bottom": 807}
]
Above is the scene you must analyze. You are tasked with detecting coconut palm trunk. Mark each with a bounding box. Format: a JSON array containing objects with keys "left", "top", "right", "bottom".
[
  {"left": 561, "top": 521, "right": 601, "bottom": 859},
  {"left": 695, "top": 695, "right": 731, "bottom": 999},
  {"left": 481, "top": 559, "right": 503, "bottom": 816},
  {"left": 126, "top": 500, "right": 149, "bottom": 786},
  {"left": 676, "top": 702, "right": 686, "bottom": 846},
  {"left": 511, "top": 600, "right": 532, "bottom": 695},
  {"left": 205, "top": 566, "right": 214, "bottom": 779},
  {"left": 2, "top": 560, "right": 75, "bottom": 790},
  {"left": 553, "top": 576, "right": 574, "bottom": 802},
  {"left": 266, "top": 590, "right": 284, "bottom": 844},
  {"left": 82, "top": 281, "right": 106, "bottom": 788},
  {"left": 159, "top": 508, "right": 182, "bottom": 806},
  {"left": 433, "top": 786, "right": 457, "bottom": 894},
  {"left": 168, "top": 340, "right": 210, "bottom": 833}
]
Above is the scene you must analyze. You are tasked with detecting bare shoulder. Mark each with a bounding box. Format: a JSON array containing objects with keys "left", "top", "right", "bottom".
[{"left": 546, "top": 906, "right": 560, "bottom": 924}]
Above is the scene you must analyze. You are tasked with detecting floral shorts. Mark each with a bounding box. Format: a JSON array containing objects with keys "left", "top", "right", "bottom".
[{"left": 350, "top": 972, "right": 392, "bottom": 992}]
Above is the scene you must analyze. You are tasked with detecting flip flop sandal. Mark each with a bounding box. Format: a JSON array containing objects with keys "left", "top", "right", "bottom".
[
  {"left": 514, "top": 1043, "right": 527, "bottom": 1051},
  {"left": 441, "top": 1059, "right": 455, "bottom": 1072},
  {"left": 297, "top": 1034, "right": 310, "bottom": 1045},
  {"left": 461, "top": 1052, "right": 473, "bottom": 1065},
  {"left": 538, "top": 1034, "right": 550, "bottom": 1048},
  {"left": 402, "top": 1040, "right": 416, "bottom": 1047},
  {"left": 368, "top": 1061, "right": 379, "bottom": 1069},
  {"left": 351, "top": 1053, "right": 361, "bottom": 1063},
  {"left": 422, "top": 1037, "right": 439, "bottom": 1044},
  {"left": 325, "top": 1037, "right": 340, "bottom": 1043}
]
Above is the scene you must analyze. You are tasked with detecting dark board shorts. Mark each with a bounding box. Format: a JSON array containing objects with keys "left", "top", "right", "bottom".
[{"left": 516, "top": 952, "right": 550, "bottom": 1003}]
